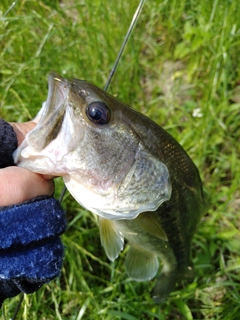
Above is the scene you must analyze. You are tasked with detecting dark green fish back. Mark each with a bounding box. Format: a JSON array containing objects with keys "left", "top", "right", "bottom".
[
  {"left": 114, "top": 100, "right": 205, "bottom": 289},
  {"left": 92, "top": 85, "right": 205, "bottom": 275}
]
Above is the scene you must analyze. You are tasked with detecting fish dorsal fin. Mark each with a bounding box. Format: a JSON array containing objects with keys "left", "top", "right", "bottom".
[
  {"left": 136, "top": 213, "right": 168, "bottom": 241},
  {"left": 98, "top": 217, "right": 124, "bottom": 262},
  {"left": 125, "top": 245, "right": 159, "bottom": 281}
]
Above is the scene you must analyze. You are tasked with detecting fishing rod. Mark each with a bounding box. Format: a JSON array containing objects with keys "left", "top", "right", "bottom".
[{"left": 9, "top": 0, "right": 146, "bottom": 319}]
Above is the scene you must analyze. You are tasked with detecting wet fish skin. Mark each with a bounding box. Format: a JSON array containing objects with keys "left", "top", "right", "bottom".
[
  {"left": 106, "top": 105, "right": 204, "bottom": 300},
  {"left": 14, "top": 72, "right": 206, "bottom": 301}
]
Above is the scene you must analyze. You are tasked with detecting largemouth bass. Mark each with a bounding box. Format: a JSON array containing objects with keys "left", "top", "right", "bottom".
[{"left": 14, "top": 72, "right": 206, "bottom": 301}]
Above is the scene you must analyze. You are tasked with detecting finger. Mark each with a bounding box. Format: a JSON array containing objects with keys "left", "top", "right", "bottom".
[
  {"left": 0, "top": 167, "right": 54, "bottom": 207},
  {"left": 10, "top": 122, "right": 36, "bottom": 146},
  {"left": 10, "top": 122, "right": 56, "bottom": 180}
]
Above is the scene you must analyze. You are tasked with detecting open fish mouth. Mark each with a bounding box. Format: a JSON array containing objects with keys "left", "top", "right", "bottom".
[
  {"left": 29, "top": 72, "right": 70, "bottom": 151},
  {"left": 14, "top": 72, "right": 172, "bottom": 220},
  {"left": 13, "top": 72, "right": 83, "bottom": 175}
]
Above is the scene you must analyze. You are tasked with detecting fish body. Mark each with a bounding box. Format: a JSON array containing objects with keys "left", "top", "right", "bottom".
[{"left": 14, "top": 72, "right": 205, "bottom": 301}]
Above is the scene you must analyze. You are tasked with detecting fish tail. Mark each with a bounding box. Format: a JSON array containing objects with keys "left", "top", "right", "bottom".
[
  {"left": 152, "top": 263, "right": 194, "bottom": 303},
  {"left": 152, "top": 270, "right": 178, "bottom": 303}
]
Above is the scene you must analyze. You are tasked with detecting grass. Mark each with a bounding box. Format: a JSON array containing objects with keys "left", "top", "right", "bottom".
[{"left": 1, "top": 0, "right": 240, "bottom": 319}]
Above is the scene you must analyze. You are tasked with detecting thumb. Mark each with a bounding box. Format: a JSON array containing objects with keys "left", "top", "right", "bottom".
[{"left": 0, "top": 167, "right": 54, "bottom": 206}]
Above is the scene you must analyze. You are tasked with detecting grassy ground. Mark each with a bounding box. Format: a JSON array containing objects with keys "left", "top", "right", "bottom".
[{"left": 1, "top": 0, "right": 240, "bottom": 319}]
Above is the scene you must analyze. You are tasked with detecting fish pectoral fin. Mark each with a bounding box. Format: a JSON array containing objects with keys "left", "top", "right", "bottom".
[
  {"left": 117, "top": 148, "right": 172, "bottom": 216},
  {"left": 98, "top": 217, "right": 124, "bottom": 262},
  {"left": 136, "top": 214, "right": 168, "bottom": 241},
  {"left": 125, "top": 245, "right": 159, "bottom": 281}
]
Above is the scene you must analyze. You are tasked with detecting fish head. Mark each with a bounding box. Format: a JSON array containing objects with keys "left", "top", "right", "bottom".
[{"left": 14, "top": 72, "right": 172, "bottom": 220}]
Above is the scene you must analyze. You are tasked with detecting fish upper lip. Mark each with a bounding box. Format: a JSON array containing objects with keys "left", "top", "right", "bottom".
[
  {"left": 47, "top": 72, "right": 71, "bottom": 109},
  {"left": 48, "top": 71, "right": 65, "bottom": 83}
]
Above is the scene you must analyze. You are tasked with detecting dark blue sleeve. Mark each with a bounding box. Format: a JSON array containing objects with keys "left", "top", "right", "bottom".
[
  {"left": 0, "top": 119, "right": 18, "bottom": 168},
  {"left": 0, "top": 120, "right": 66, "bottom": 307}
]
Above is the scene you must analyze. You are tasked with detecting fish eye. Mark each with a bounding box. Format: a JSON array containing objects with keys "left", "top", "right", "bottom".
[{"left": 86, "top": 101, "right": 111, "bottom": 125}]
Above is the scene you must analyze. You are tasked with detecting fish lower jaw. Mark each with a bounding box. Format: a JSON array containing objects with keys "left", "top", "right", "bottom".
[{"left": 16, "top": 156, "right": 68, "bottom": 176}]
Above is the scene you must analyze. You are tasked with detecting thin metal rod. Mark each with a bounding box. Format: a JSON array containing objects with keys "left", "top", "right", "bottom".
[
  {"left": 2, "top": 1, "right": 18, "bottom": 18},
  {"left": 59, "top": 0, "right": 146, "bottom": 203},
  {"left": 12, "top": 293, "right": 24, "bottom": 320},
  {"left": 104, "top": 0, "right": 146, "bottom": 91},
  {"left": 59, "top": 185, "right": 67, "bottom": 203}
]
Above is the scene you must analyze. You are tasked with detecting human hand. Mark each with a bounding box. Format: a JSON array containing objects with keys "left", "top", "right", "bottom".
[
  {"left": 0, "top": 119, "right": 66, "bottom": 308},
  {"left": 0, "top": 121, "right": 54, "bottom": 206}
]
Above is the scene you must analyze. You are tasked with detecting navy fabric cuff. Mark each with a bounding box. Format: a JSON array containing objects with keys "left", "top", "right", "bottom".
[
  {"left": 0, "top": 195, "right": 66, "bottom": 308},
  {"left": 0, "top": 238, "right": 64, "bottom": 280},
  {"left": 0, "top": 196, "right": 66, "bottom": 249},
  {"left": 0, "top": 195, "right": 66, "bottom": 280}
]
